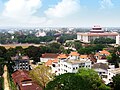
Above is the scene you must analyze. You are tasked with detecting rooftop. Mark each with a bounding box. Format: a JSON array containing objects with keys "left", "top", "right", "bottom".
[
  {"left": 41, "top": 53, "right": 59, "bottom": 58},
  {"left": 69, "top": 52, "right": 79, "bottom": 56},
  {"left": 109, "top": 68, "right": 120, "bottom": 74},
  {"left": 66, "top": 59, "right": 90, "bottom": 64}
]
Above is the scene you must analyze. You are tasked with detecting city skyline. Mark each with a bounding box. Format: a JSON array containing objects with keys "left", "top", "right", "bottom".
[{"left": 0, "top": 0, "right": 120, "bottom": 27}]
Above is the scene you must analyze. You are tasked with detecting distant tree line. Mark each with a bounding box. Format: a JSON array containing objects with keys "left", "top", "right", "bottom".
[{"left": 0, "top": 32, "right": 77, "bottom": 44}]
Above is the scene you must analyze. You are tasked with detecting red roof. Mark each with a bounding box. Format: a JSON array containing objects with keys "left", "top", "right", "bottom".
[
  {"left": 41, "top": 53, "right": 59, "bottom": 58},
  {"left": 12, "top": 70, "right": 42, "bottom": 90}
]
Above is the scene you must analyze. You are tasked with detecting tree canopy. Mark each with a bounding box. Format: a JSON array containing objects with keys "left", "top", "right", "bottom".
[
  {"left": 45, "top": 68, "right": 110, "bottom": 90},
  {"left": 29, "top": 65, "right": 54, "bottom": 89}
]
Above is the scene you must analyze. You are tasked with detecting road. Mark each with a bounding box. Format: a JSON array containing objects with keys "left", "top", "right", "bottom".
[{"left": 3, "top": 65, "right": 10, "bottom": 90}]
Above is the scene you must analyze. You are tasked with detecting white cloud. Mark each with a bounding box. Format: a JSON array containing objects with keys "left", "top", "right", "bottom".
[
  {"left": 45, "top": 0, "right": 80, "bottom": 18},
  {"left": 100, "top": 0, "right": 114, "bottom": 9},
  {"left": 0, "top": 0, "right": 47, "bottom": 26}
]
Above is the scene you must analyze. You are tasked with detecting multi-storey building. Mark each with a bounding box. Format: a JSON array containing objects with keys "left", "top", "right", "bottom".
[
  {"left": 58, "top": 52, "right": 91, "bottom": 75},
  {"left": 12, "top": 56, "right": 30, "bottom": 71},
  {"left": 116, "top": 35, "right": 120, "bottom": 44},
  {"left": 13, "top": 59, "right": 30, "bottom": 71},
  {"left": 77, "top": 26, "right": 118, "bottom": 43}
]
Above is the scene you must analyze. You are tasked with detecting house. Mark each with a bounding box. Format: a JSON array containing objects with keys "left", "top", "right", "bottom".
[
  {"left": 40, "top": 53, "right": 59, "bottom": 62},
  {"left": 58, "top": 52, "right": 91, "bottom": 75},
  {"left": 11, "top": 55, "right": 31, "bottom": 71},
  {"left": 58, "top": 58, "right": 91, "bottom": 75},
  {"left": 95, "top": 50, "right": 110, "bottom": 64},
  {"left": 12, "top": 70, "right": 42, "bottom": 90},
  {"left": 68, "top": 52, "right": 80, "bottom": 60},
  {"left": 45, "top": 54, "right": 68, "bottom": 75},
  {"left": 106, "top": 68, "right": 120, "bottom": 84},
  {"left": 92, "top": 63, "right": 109, "bottom": 78}
]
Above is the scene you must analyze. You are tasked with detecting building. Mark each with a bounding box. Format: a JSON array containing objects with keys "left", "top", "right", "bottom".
[
  {"left": 45, "top": 52, "right": 91, "bottom": 75},
  {"left": 103, "top": 68, "right": 120, "bottom": 84},
  {"left": 12, "top": 70, "right": 42, "bottom": 90},
  {"left": 13, "top": 59, "right": 30, "bottom": 71},
  {"left": 116, "top": 35, "right": 120, "bottom": 44},
  {"left": 92, "top": 63, "right": 109, "bottom": 78},
  {"left": 45, "top": 54, "right": 68, "bottom": 75},
  {"left": 11, "top": 56, "right": 30, "bottom": 71},
  {"left": 58, "top": 52, "right": 91, "bottom": 75},
  {"left": 58, "top": 59, "right": 91, "bottom": 75},
  {"left": 35, "top": 31, "right": 46, "bottom": 37},
  {"left": 77, "top": 25, "right": 118, "bottom": 43},
  {"left": 95, "top": 50, "right": 110, "bottom": 64}
]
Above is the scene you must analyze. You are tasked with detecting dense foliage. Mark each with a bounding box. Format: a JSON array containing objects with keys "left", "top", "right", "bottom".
[
  {"left": 112, "top": 74, "right": 120, "bottom": 90},
  {"left": 57, "top": 34, "right": 77, "bottom": 44},
  {"left": 93, "top": 37, "right": 115, "bottom": 44},
  {"left": 45, "top": 68, "right": 110, "bottom": 90},
  {"left": 30, "top": 65, "right": 54, "bottom": 89}
]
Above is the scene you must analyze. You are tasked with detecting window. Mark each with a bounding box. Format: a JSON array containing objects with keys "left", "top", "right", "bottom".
[
  {"left": 52, "top": 64, "right": 55, "bottom": 67},
  {"left": 73, "top": 67, "right": 75, "bottom": 70}
]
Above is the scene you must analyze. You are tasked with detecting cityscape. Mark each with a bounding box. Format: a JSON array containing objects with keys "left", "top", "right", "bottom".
[{"left": 0, "top": 0, "right": 120, "bottom": 90}]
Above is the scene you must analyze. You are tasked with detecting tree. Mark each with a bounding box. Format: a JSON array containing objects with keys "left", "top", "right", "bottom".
[
  {"left": 112, "top": 74, "right": 120, "bottom": 90},
  {"left": 94, "top": 37, "right": 115, "bottom": 44},
  {"left": 45, "top": 68, "right": 110, "bottom": 90},
  {"left": 25, "top": 46, "right": 41, "bottom": 62},
  {"left": 73, "top": 40, "right": 82, "bottom": 50},
  {"left": 29, "top": 65, "right": 54, "bottom": 89},
  {"left": 107, "top": 51, "right": 120, "bottom": 68}
]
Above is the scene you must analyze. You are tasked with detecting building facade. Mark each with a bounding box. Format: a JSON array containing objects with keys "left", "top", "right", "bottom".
[
  {"left": 77, "top": 26, "right": 118, "bottom": 43},
  {"left": 116, "top": 35, "right": 120, "bottom": 44},
  {"left": 13, "top": 59, "right": 30, "bottom": 71}
]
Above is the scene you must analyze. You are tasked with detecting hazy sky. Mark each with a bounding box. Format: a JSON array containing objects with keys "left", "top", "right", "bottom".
[{"left": 0, "top": 0, "right": 120, "bottom": 27}]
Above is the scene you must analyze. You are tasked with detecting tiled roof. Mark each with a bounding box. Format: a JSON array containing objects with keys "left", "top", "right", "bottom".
[
  {"left": 45, "top": 59, "right": 59, "bottom": 66},
  {"left": 12, "top": 70, "right": 42, "bottom": 90},
  {"left": 45, "top": 60, "right": 53, "bottom": 66},
  {"left": 41, "top": 53, "right": 59, "bottom": 58},
  {"left": 57, "top": 54, "right": 68, "bottom": 59},
  {"left": 80, "top": 55, "right": 88, "bottom": 59},
  {"left": 100, "top": 50, "right": 110, "bottom": 55},
  {"left": 69, "top": 52, "right": 79, "bottom": 56}
]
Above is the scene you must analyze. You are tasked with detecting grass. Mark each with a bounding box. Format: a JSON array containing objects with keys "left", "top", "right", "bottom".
[{"left": 0, "top": 44, "right": 41, "bottom": 49}]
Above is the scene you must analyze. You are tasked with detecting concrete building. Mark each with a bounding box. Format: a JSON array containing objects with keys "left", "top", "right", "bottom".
[
  {"left": 13, "top": 59, "right": 30, "bottom": 71},
  {"left": 11, "top": 56, "right": 31, "bottom": 71},
  {"left": 104, "top": 68, "right": 120, "bottom": 84},
  {"left": 58, "top": 52, "right": 91, "bottom": 75},
  {"left": 116, "top": 35, "right": 120, "bottom": 44},
  {"left": 58, "top": 59, "right": 91, "bottom": 75},
  {"left": 77, "top": 26, "right": 118, "bottom": 43}
]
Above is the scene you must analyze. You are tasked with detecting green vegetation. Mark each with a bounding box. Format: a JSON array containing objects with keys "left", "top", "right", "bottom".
[
  {"left": 0, "top": 77, "right": 4, "bottom": 90},
  {"left": 78, "top": 44, "right": 106, "bottom": 54},
  {"left": 112, "top": 74, "right": 120, "bottom": 90},
  {"left": 93, "top": 37, "right": 115, "bottom": 44},
  {"left": 30, "top": 65, "right": 54, "bottom": 89},
  {"left": 7, "top": 70, "right": 17, "bottom": 90},
  {"left": 45, "top": 68, "right": 110, "bottom": 90},
  {"left": 57, "top": 34, "right": 77, "bottom": 44}
]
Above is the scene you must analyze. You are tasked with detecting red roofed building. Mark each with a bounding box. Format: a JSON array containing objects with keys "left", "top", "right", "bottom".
[
  {"left": 12, "top": 70, "right": 42, "bottom": 90},
  {"left": 77, "top": 26, "right": 118, "bottom": 43},
  {"left": 40, "top": 53, "right": 59, "bottom": 62}
]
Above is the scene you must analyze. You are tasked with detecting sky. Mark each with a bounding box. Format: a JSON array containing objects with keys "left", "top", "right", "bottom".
[{"left": 0, "top": 0, "right": 120, "bottom": 27}]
